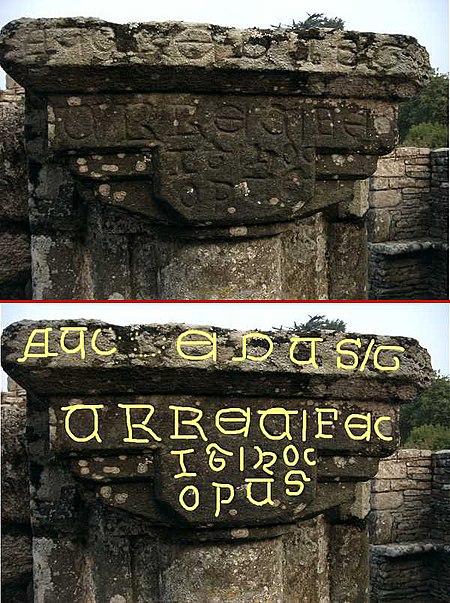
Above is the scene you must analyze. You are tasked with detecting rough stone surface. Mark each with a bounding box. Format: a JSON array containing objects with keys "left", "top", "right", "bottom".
[
  {"left": 0, "top": 19, "right": 431, "bottom": 300},
  {"left": 369, "top": 449, "right": 450, "bottom": 602},
  {"left": 1, "top": 403, "right": 30, "bottom": 524},
  {"left": 1, "top": 378, "right": 33, "bottom": 602},
  {"left": 0, "top": 19, "right": 430, "bottom": 95},
  {"left": 368, "top": 147, "right": 449, "bottom": 300},
  {"left": 1, "top": 319, "right": 432, "bottom": 602},
  {"left": 0, "top": 78, "right": 31, "bottom": 299},
  {"left": 1, "top": 533, "right": 33, "bottom": 584}
]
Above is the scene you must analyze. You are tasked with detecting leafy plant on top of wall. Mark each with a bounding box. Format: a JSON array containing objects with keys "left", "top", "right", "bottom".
[
  {"left": 399, "top": 70, "right": 449, "bottom": 148},
  {"left": 400, "top": 373, "right": 450, "bottom": 450}
]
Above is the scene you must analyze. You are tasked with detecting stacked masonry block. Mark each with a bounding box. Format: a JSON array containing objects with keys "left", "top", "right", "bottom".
[
  {"left": 368, "top": 147, "right": 449, "bottom": 299},
  {"left": 369, "top": 449, "right": 450, "bottom": 602}
]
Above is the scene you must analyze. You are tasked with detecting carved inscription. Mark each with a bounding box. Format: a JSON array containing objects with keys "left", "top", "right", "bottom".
[
  {"left": 51, "top": 394, "right": 397, "bottom": 526},
  {"left": 48, "top": 94, "right": 395, "bottom": 225}
]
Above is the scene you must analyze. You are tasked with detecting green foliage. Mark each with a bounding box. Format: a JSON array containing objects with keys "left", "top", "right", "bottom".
[
  {"left": 402, "top": 123, "right": 449, "bottom": 148},
  {"left": 404, "top": 424, "right": 450, "bottom": 450},
  {"left": 399, "top": 70, "right": 449, "bottom": 147},
  {"left": 294, "top": 314, "right": 347, "bottom": 332},
  {"left": 274, "top": 13, "right": 345, "bottom": 30},
  {"left": 400, "top": 374, "right": 450, "bottom": 449}
]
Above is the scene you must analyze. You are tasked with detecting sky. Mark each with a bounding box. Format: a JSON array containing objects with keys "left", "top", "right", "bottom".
[
  {"left": 1, "top": 302, "right": 448, "bottom": 389},
  {"left": 0, "top": 0, "right": 448, "bottom": 87}
]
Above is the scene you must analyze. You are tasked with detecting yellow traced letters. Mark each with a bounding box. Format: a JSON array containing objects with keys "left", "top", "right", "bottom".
[
  {"left": 206, "top": 443, "right": 233, "bottom": 472},
  {"left": 374, "top": 416, "right": 393, "bottom": 441},
  {"left": 177, "top": 330, "right": 217, "bottom": 361},
  {"left": 315, "top": 408, "right": 338, "bottom": 439},
  {"left": 344, "top": 413, "right": 371, "bottom": 441},
  {"left": 215, "top": 407, "right": 250, "bottom": 437},
  {"left": 285, "top": 470, "right": 311, "bottom": 496},
  {"left": 289, "top": 337, "right": 323, "bottom": 369},
  {"left": 232, "top": 333, "right": 274, "bottom": 362},
  {"left": 336, "top": 338, "right": 361, "bottom": 370},
  {"left": 212, "top": 482, "right": 235, "bottom": 517},
  {"left": 179, "top": 485, "right": 199, "bottom": 511},
  {"left": 170, "top": 406, "right": 208, "bottom": 441},
  {"left": 258, "top": 408, "right": 298, "bottom": 441},
  {"left": 60, "top": 326, "right": 87, "bottom": 359},
  {"left": 17, "top": 328, "right": 58, "bottom": 362},
  {"left": 171, "top": 449, "right": 197, "bottom": 478},
  {"left": 119, "top": 404, "right": 162, "bottom": 443},
  {"left": 91, "top": 328, "right": 117, "bottom": 356},
  {"left": 245, "top": 478, "right": 275, "bottom": 506},
  {"left": 373, "top": 346, "right": 404, "bottom": 371},
  {"left": 60, "top": 404, "right": 104, "bottom": 443}
]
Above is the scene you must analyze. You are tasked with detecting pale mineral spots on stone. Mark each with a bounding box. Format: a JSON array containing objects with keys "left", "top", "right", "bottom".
[
  {"left": 112, "top": 191, "right": 127, "bottom": 202},
  {"left": 98, "top": 184, "right": 111, "bottom": 196},
  {"left": 231, "top": 528, "right": 249, "bottom": 539},
  {"left": 101, "top": 164, "right": 119, "bottom": 172},
  {"left": 99, "top": 486, "right": 112, "bottom": 499},
  {"left": 103, "top": 466, "right": 120, "bottom": 474},
  {"left": 66, "top": 96, "right": 81, "bottom": 106},
  {"left": 234, "top": 181, "right": 250, "bottom": 196},
  {"left": 227, "top": 207, "right": 237, "bottom": 214},
  {"left": 110, "top": 596, "right": 126, "bottom": 603},
  {"left": 229, "top": 226, "right": 248, "bottom": 237},
  {"left": 331, "top": 155, "right": 346, "bottom": 166}
]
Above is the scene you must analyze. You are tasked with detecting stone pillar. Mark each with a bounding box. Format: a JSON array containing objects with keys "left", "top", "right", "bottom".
[
  {"left": 0, "top": 19, "right": 430, "bottom": 299},
  {"left": 2, "top": 320, "right": 432, "bottom": 602}
]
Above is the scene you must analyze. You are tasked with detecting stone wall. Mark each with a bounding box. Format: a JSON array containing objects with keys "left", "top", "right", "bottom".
[
  {"left": 369, "top": 449, "right": 450, "bottom": 602},
  {"left": 0, "top": 76, "right": 31, "bottom": 299},
  {"left": 1, "top": 377, "right": 33, "bottom": 602},
  {"left": 368, "top": 148, "right": 449, "bottom": 299},
  {"left": 429, "top": 150, "right": 450, "bottom": 300}
]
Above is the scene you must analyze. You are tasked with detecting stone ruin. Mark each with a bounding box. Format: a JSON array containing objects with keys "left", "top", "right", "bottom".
[
  {"left": 368, "top": 147, "right": 449, "bottom": 299},
  {"left": 0, "top": 18, "right": 433, "bottom": 300},
  {"left": 369, "top": 449, "right": 450, "bottom": 602},
  {"left": 1, "top": 319, "right": 433, "bottom": 602}
]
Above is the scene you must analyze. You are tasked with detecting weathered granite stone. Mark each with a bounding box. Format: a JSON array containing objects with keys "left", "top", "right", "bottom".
[
  {"left": 1, "top": 533, "right": 33, "bottom": 585},
  {"left": 368, "top": 147, "right": 449, "bottom": 300},
  {"left": 0, "top": 19, "right": 431, "bottom": 299},
  {"left": 1, "top": 320, "right": 432, "bottom": 602},
  {"left": 0, "top": 79, "right": 31, "bottom": 299},
  {"left": 1, "top": 403, "right": 30, "bottom": 524},
  {"left": 369, "top": 449, "right": 450, "bottom": 601}
]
